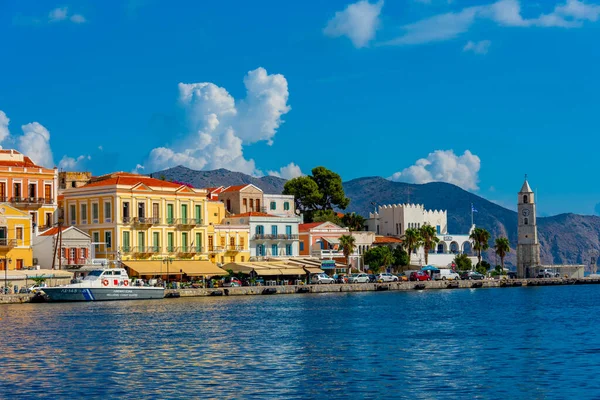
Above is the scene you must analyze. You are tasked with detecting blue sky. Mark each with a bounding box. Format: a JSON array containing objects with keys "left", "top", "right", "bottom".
[{"left": 1, "top": 0, "right": 600, "bottom": 216}]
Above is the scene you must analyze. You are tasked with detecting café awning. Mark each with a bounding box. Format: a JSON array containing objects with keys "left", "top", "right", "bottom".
[
  {"left": 278, "top": 268, "right": 307, "bottom": 275},
  {"left": 322, "top": 237, "right": 340, "bottom": 245},
  {"left": 123, "top": 261, "right": 179, "bottom": 276},
  {"left": 172, "top": 261, "right": 227, "bottom": 277},
  {"left": 253, "top": 268, "right": 283, "bottom": 276},
  {"left": 304, "top": 267, "right": 324, "bottom": 274}
]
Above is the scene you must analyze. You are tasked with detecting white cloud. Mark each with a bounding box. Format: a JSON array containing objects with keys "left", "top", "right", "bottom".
[
  {"left": 145, "top": 67, "right": 292, "bottom": 176},
  {"left": 58, "top": 154, "right": 90, "bottom": 170},
  {"left": 0, "top": 111, "right": 10, "bottom": 143},
  {"left": 385, "top": 0, "right": 600, "bottom": 46},
  {"left": 389, "top": 150, "right": 481, "bottom": 191},
  {"left": 18, "top": 122, "right": 54, "bottom": 168},
  {"left": 267, "top": 162, "right": 304, "bottom": 180},
  {"left": 463, "top": 39, "right": 491, "bottom": 54},
  {"left": 324, "top": 0, "right": 384, "bottom": 48},
  {"left": 48, "top": 7, "right": 86, "bottom": 24}
]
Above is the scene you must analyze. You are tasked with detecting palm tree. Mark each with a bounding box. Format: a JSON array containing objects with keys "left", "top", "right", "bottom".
[
  {"left": 420, "top": 224, "right": 440, "bottom": 265},
  {"left": 402, "top": 228, "right": 422, "bottom": 265},
  {"left": 469, "top": 227, "right": 491, "bottom": 268},
  {"left": 339, "top": 235, "right": 356, "bottom": 273},
  {"left": 494, "top": 237, "right": 511, "bottom": 270}
]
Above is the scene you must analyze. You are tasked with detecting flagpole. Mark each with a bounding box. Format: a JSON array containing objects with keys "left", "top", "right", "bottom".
[{"left": 471, "top": 203, "right": 474, "bottom": 227}]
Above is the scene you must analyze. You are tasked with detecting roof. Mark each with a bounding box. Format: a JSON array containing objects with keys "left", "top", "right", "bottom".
[
  {"left": 520, "top": 180, "right": 533, "bottom": 193},
  {"left": 373, "top": 236, "right": 403, "bottom": 244},
  {"left": 228, "top": 212, "right": 279, "bottom": 218},
  {"left": 299, "top": 221, "right": 345, "bottom": 232},
  {"left": 0, "top": 150, "right": 50, "bottom": 169},
  {"left": 81, "top": 173, "right": 185, "bottom": 189},
  {"left": 221, "top": 184, "right": 250, "bottom": 193},
  {"left": 39, "top": 226, "right": 69, "bottom": 236}
]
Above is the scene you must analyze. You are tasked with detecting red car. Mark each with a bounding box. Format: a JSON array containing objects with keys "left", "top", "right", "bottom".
[{"left": 409, "top": 271, "right": 431, "bottom": 281}]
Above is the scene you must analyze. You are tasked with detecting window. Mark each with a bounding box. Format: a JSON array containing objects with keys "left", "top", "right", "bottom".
[
  {"left": 105, "top": 231, "right": 112, "bottom": 249},
  {"left": 123, "top": 202, "right": 130, "bottom": 221},
  {"left": 181, "top": 204, "right": 188, "bottom": 222},
  {"left": 195, "top": 232, "right": 202, "bottom": 252},
  {"left": 208, "top": 235, "right": 213, "bottom": 251},
  {"left": 220, "top": 236, "right": 226, "bottom": 247},
  {"left": 241, "top": 256, "right": 245, "bottom": 262},
  {"left": 243, "top": 198, "right": 247, "bottom": 209},
  {"left": 81, "top": 204, "right": 88, "bottom": 224},
  {"left": 524, "top": 218, "right": 529, "bottom": 225},
  {"left": 45, "top": 213, "right": 52, "bottom": 228},
  {"left": 436, "top": 225, "right": 441, "bottom": 234},
  {"left": 240, "top": 237, "right": 245, "bottom": 248},
  {"left": 195, "top": 205, "right": 201, "bottom": 224},
  {"left": 271, "top": 225, "right": 278, "bottom": 236},
  {"left": 0, "top": 182, "right": 6, "bottom": 201},
  {"left": 13, "top": 182, "right": 21, "bottom": 199},
  {"left": 167, "top": 204, "right": 174, "bottom": 224},
  {"left": 226, "top": 199, "right": 231, "bottom": 212},
  {"left": 44, "top": 184, "right": 52, "bottom": 203},
  {"left": 122, "top": 231, "right": 130, "bottom": 252},
  {"left": 167, "top": 232, "right": 174, "bottom": 252},
  {"left": 104, "top": 202, "right": 112, "bottom": 222},
  {"left": 182, "top": 232, "right": 188, "bottom": 251},
  {"left": 138, "top": 202, "right": 146, "bottom": 219},
  {"left": 255, "top": 225, "right": 264, "bottom": 235},
  {"left": 92, "top": 203, "right": 99, "bottom": 222},
  {"left": 271, "top": 244, "right": 278, "bottom": 256},
  {"left": 28, "top": 183, "right": 36, "bottom": 199},
  {"left": 16, "top": 227, "right": 23, "bottom": 241},
  {"left": 69, "top": 248, "right": 76, "bottom": 260},
  {"left": 286, "top": 244, "right": 292, "bottom": 256},
  {"left": 93, "top": 232, "right": 100, "bottom": 252},
  {"left": 256, "top": 200, "right": 260, "bottom": 211},
  {"left": 30, "top": 212, "right": 36, "bottom": 227},
  {"left": 230, "top": 256, "right": 235, "bottom": 263},
  {"left": 300, "top": 242, "right": 304, "bottom": 251},
  {"left": 284, "top": 202, "right": 290, "bottom": 211},
  {"left": 523, "top": 195, "right": 529, "bottom": 204},
  {"left": 153, "top": 232, "right": 160, "bottom": 252},
  {"left": 249, "top": 199, "right": 254, "bottom": 210},
  {"left": 270, "top": 201, "right": 276, "bottom": 210},
  {"left": 257, "top": 244, "right": 265, "bottom": 256},
  {"left": 152, "top": 203, "right": 160, "bottom": 220},
  {"left": 229, "top": 237, "right": 235, "bottom": 248},
  {"left": 138, "top": 232, "right": 145, "bottom": 249}
]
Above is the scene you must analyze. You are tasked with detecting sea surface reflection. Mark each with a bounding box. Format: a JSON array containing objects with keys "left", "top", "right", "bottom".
[{"left": 1, "top": 286, "right": 600, "bottom": 399}]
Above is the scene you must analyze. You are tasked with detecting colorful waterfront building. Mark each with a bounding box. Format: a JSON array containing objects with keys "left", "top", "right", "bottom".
[
  {"left": 0, "top": 149, "right": 59, "bottom": 270},
  {"left": 205, "top": 200, "right": 251, "bottom": 265},
  {"left": 298, "top": 221, "right": 349, "bottom": 258},
  {"left": 62, "top": 172, "right": 250, "bottom": 272}
]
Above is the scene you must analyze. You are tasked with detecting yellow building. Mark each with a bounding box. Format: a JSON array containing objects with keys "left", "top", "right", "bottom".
[
  {"left": 0, "top": 149, "right": 59, "bottom": 271},
  {"left": 0, "top": 204, "right": 34, "bottom": 270},
  {"left": 206, "top": 199, "right": 251, "bottom": 265},
  {"left": 62, "top": 172, "right": 249, "bottom": 273}
]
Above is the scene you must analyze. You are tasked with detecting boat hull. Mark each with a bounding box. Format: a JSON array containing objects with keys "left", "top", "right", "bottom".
[{"left": 41, "top": 287, "right": 164, "bottom": 302}]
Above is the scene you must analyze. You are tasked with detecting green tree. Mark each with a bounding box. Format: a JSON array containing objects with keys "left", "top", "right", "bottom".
[
  {"left": 402, "top": 228, "right": 422, "bottom": 262},
  {"left": 476, "top": 261, "right": 491, "bottom": 276},
  {"left": 339, "top": 235, "right": 356, "bottom": 273},
  {"left": 342, "top": 212, "right": 366, "bottom": 231},
  {"left": 419, "top": 224, "right": 440, "bottom": 265},
  {"left": 469, "top": 227, "right": 491, "bottom": 268},
  {"left": 392, "top": 247, "right": 410, "bottom": 269},
  {"left": 453, "top": 253, "right": 472, "bottom": 271},
  {"left": 312, "top": 210, "right": 342, "bottom": 225},
  {"left": 283, "top": 176, "right": 322, "bottom": 215},
  {"left": 311, "top": 166, "right": 350, "bottom": 210},
  {"left": 494, "top": 237, "right": 511, "bottom": 270},
  {"left": 364, "top": 246, "right": 393, "bottom": 274}
]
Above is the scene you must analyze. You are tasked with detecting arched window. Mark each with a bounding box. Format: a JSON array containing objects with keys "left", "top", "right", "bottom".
[
  {"left": 523, "top": 195, "right": 528, "bottom": 204},
  {"left": 524, "top": 218, "right": 528, "bottom": 225}
]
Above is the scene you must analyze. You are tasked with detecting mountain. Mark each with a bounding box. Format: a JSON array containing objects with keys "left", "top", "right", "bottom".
[{"left": 151, "top": 166, "right": 600, "bottom": 268}]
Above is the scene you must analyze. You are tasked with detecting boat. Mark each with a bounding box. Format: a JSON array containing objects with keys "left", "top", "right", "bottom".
[{"left": 40, "top": 267, "right": 164, "bottom": 302}]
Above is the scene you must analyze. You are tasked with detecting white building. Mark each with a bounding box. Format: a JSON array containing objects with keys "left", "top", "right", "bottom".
[
  {"left": 366, "top": 203, "right": 476, "bottom": 268},
  {"left": 33, "top": 226, "right": 91, "bottom": 270},
  {"left": 262, "top": 194, "right": 296, "bottom": 217},
  {"left": 223, "top": 212, "right": 301, "bottom": 258}
]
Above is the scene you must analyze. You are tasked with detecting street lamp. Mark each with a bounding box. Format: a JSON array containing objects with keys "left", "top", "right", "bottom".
[
  {"left": 4, "top": 256, "right": 11, "bottom": 294},
  {"left": 162, "top": 257, "right": 172, "bottom": 288}
]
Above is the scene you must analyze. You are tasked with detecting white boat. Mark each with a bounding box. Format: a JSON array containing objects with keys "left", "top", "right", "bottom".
[{"left": 40, "top": 267, "right": 164, "bottom": 302}]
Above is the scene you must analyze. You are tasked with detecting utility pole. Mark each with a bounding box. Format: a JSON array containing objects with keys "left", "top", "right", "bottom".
[{"left": 58, "top": 222, "right": 63, "bottom": 270}]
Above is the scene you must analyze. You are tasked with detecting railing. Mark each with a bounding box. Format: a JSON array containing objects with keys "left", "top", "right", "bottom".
[
  {"left": 311, "top": 249, "right": 344, "bottom": 258},
  {"left": 126, "top": 246, "right": 161, "bottom": 254},
  {"left": 0, "top": 239, "right": 17, "bottom": 248},
  {"left": 253, "top": 234, "right": 298, "bottom": 240},
  {"left": 176, "top": 218, "right": 201, "bottom": 226},
  {"left": 208, "top": 246, "right": 225, "bottom": 253},
  {"left": 134, "top": 217, "right": 160, "bottom": 225},
  {"left": 9, "top": 197, "right": 46, "bottom": 207},
  {"left": 175, "top": 246, "right": 201, "bottom": 254},
  {"left": 123, "top": 216, "right": 132, "bottom": 224},
  {"left": 226, "top": 245, "right": 244, "bottom": 252}
]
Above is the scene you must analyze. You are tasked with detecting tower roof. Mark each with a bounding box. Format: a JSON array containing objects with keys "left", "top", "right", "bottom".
[{"left": 520, "top": 180, "right": 533, "bottom": 193}]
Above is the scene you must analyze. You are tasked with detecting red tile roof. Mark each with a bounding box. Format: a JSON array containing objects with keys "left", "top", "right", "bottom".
[
  {"left": 228, "top": 212, "right": 278, "bottom": 218},
  {"left": 82, "top": 173, "right": 184, "bottom": 189},
  {"left": 373, "top": 236, "right": 403, "bottom": 244},
  {"left": 221, "top": 184, "right": 250, "bottom": 193},
  {"left": 39, "top": 226, "right": 70, "bottom": 236},
  {"left": 299, "top": 222, "right": 325, "bottom": 232}
]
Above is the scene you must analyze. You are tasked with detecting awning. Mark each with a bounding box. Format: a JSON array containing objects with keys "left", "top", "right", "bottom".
[
  {"left": 253, "top": 268, "right": 283, "bottom": 276},
  {"left": 172, "top": 261, "right": 227, "bottom": 277},
  {"left": 278, "top": 268, "right": 307, "bottom": 275},
  {"left": 123, "top": 261, "right": 179, "bottom": 276},
  {"left": 322, "top": 237, "right": 340, "bottom": 245},
  {"left": 304, "top": 267, "right": 324, "bottom": 274}
]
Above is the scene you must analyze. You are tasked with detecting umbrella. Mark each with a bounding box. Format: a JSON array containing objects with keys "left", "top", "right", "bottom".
[{"left": 421, "top": 265, "right": 440, "bottom": 271}]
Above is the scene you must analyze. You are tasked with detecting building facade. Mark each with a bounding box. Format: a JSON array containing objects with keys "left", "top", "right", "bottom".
[
  {"left": 58, "top": 171, "right": 92, "bottom": 194},
  {"left": 218, "top": 184, "right": 263, "bottom": 214},
  {"left": 366, "top": 203, "right": 448, "bottom": 237},
  {"left": 262, "top": 194, "right": 296, "bottom": 217},
  {"left": 205, "top": 199, "right": 251, "bottom": 265},
  {"left": 0, "top": 204, "right": 34, "bottom": 270},
  {"left": 223, "top": 212, "right": 300, "bottom": 258},
  {"left": 33, "top": 226, "right": 91, "bottom": 269},
  {"left": 517, "top": 178, "right": 541, "bottom": 278},
  {"left": 299, "top": 222, "right": 350, "bottom": 259}
]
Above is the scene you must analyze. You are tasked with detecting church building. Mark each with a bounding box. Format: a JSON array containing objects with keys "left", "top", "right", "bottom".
[{"left": 516, "top": 178, "right": 541, "bottom": 278}]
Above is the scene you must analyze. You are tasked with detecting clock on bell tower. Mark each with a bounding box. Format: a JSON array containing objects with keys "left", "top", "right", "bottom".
[{"left": 517, "top": 176, "right": 541, "bottom": 278}]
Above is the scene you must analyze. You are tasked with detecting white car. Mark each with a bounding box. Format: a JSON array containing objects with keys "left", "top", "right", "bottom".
[
  {"left": 311, "top": 273, "right": 335, "bottom": 284},
  {"left": 348, "top": 273, "right": 370, "bottom": 284},
  {"left": 376, "top": 273, "right": 398, "bottom": 282}
]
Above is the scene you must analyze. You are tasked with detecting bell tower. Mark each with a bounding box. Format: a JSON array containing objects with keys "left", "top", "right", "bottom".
[{"left": 517, "top": 176, "right": 541, "bottom": 278}]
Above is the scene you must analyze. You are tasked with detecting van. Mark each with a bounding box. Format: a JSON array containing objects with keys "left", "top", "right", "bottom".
[{"left": 434, "top": 269, "right": 460, "bottom": 281}]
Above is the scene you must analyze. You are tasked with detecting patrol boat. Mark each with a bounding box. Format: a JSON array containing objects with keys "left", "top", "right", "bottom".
[{"left": 41, "top": 267, "right": 164, "bottom": 301}]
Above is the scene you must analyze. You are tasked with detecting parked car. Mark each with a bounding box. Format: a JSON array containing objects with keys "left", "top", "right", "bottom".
[
  {"left": 537, "top": 269, "right": 559, "bottom": 278},
  {"left": 348, "top": 273, "right": 370, "bottom": 284},
  {"left": 434, "top": 269, "right": 461, "bottom": 281},
  {"left": 460, "top": 271, "right": 484, "bottom": 280},
  {"left": 311, "top": 273, "right": 335, "bottom": 284},
  {"left": 222, "top": 277, "right": 242, "bottom": 287},
  {"left": 368, "top": 274, "right": 377, "bottom": 283},
  {"left": 376, "top": 273, "right": 399, "bottom": 282},
  {"left": 396, "top": 273, "right": 409, "bottom": 282},
  {"left": 409, "top": 271, "right": 431, "bottom": 281}
]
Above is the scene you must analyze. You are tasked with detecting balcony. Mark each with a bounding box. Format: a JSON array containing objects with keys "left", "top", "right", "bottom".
[
  {"left": 207, "top": 246, "right": 225, "bottom": 253},
  {"left": 226, "top": 245, "right": 245, "bottom": 252},
  {"left": 133, "top": 216, "right": 160, "bottom": 226},
  {"left": 120, "top": 246, "right": 161, "bottom": 255},
  {"left": 252, "top": 234, "right": 299, "bottom": 240},
  {"left": 123, "top": 216, "right": 132, "bottom": 224},
  {"left": 175, "top": 218, "right": 200, "bottom": 228},
  {"left": 0, "top": 239, "right": 17, "bottom": 249},
  {"left": 9, "top": 197, "right": 46, "bottom": 208},
  {"left": 311, "top": 249, "right": 344, "bottom": 258}
]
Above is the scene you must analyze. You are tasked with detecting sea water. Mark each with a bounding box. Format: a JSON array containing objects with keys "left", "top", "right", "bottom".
[{"left": 1, "top": 286, "right": 599, "bottom": 399}]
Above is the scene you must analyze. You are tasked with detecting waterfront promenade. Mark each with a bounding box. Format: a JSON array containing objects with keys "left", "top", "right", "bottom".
[{"left": 2, "top": 277, "right": 600, "bottom": 304}]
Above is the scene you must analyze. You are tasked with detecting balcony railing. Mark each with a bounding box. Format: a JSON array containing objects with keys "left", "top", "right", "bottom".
[
  {"left": 0, "top": 239, "right": 17, "bottom": 249},
  {"left": 175, "top": 246, "right": 201, "bottom": 255},
  {"left": 176, "top": 218, "right": 201, "bottom": 227},
  {"left": 120, "top": 246, "right": 160, "bottom": 254},
  {"left": 134, "top": 217, "right": 160, "bottom": 225},
  {"left": 253, "top": 234, "right": 299, "bottom": 240},
  {"left": 311, "top": 249, "right": 344, "bottom": 258},
  {"left": 8, "top": 197, "right": 47, "bottom": 208},
  {"left": 208, "top": 246, "right": 225, "bottom": 253},
  {"left": 123, "top": 216, "right": 132, "bottom": 224},
  {"left": 226, "top": 245, "right": 245, "bottom": 252}
]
